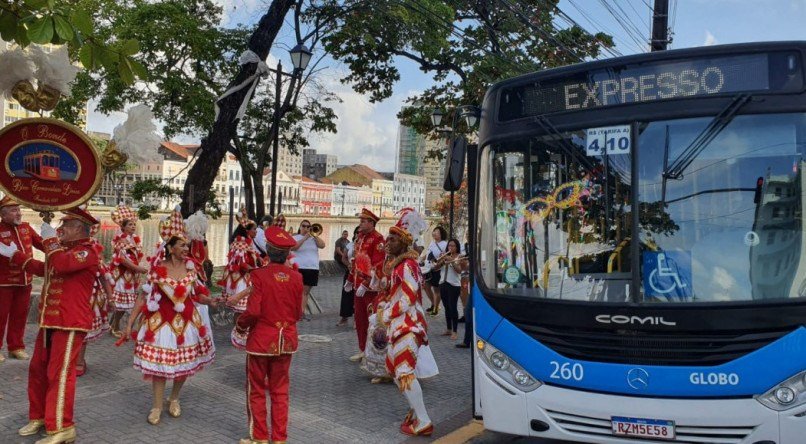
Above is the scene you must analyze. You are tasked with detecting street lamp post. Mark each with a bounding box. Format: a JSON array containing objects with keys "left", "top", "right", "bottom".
[
  {"left": 431, "top": 105, "right": 480, "bottom": 239},
  {"left": 268, "top": 43, "right": 313, "bottom": 217}
]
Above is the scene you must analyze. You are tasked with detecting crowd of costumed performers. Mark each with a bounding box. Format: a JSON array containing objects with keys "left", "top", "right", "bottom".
[
  {"left": 121, "top": 206, "right": 218, "bottom": 426},
  {"left": 108, "top": 204, "right": 148, "bottom": 336},
  {"left": 0, "top": 198, "right": 440, "bottom": 442},
  {"left": 219, "top": 210, "right": 263, "bottom": 312}
]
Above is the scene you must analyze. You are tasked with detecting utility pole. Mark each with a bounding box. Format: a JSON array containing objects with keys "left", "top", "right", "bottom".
[{"left": 651, "top": 0, "right": 670, "bottom": 51}]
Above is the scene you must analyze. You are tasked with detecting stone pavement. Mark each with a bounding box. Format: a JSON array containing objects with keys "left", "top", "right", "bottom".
[{"left": 0, "top": 276, "right": 473, "bottom": 443}]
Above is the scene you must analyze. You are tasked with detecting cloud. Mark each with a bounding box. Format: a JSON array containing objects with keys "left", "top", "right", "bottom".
[
  {"left": 213, "top": 0, "right": 268, "bottom": 26},
  {"left": 307, "top": 72, "right": 419, "bottom": 173},
  {"left": 703, "top": 31, "right": 718, "bottom": 46}
]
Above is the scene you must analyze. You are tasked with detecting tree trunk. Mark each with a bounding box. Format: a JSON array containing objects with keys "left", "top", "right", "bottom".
[
  {"left": 241, "top": 161, "right": 255, "bottom": 220},
  {"left": 179, "top": 0, "right": 296, "bottom": 217},
  {"left": 252, "top": 169, "right": 266, "bottom": 221}
]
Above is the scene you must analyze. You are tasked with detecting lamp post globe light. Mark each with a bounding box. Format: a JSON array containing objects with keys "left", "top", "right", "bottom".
[{"left": 269, "top": 44, "right": 312, "bottom": 217}]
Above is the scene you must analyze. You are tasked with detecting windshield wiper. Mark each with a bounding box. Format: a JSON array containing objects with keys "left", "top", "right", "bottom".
[{"left": 663, "top": 94, "right": 752, "bottom": 182}]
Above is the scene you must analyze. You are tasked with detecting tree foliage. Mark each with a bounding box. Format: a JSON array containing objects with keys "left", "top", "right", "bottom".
[
  {"left": 318, "top": 0, "right": 614, "bottom": 140},
  {"left": 0, "top": 0, "right": 146, "bottom": 85}
]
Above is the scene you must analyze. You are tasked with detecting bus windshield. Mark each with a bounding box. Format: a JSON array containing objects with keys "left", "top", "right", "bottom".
[{"left": 478, "top": 112, "right": 806, "bottom": 303}]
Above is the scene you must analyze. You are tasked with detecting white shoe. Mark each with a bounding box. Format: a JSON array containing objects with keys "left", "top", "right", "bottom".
[{"left": 348, "top": 352, "right": 364, "bottom": 362}]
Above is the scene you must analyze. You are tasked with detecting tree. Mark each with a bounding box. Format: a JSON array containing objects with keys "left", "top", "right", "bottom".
[
  {"left": 319, "top": 0, "right": 613, "bottom": 153},
  {"left": 0, "top": 0, "right": 146, "bottom": 84},
  {"left": 176, "top": 0, "right": 299, "bottom": 217},
  {"left": 233, "top": 80, "right": 339, "bottom": 220},
  {"left": 180, "top": 0, "right": 612, "bottom": 216},
  {"left": 433, "top": 179, "right": 468, "bottom": 241}
]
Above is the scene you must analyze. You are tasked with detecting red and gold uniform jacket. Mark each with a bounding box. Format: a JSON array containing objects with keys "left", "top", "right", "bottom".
[
  {"left": 11, "top": 237, "right": 99, "bottom": 331},
  {"left": 236, "top": 263, "right": 303, "bottom": 356},
  {"left": 0, "top": 221, "right": 44, "bottom": 286},
  {"left": 348, "top": 229, "right": 386, "bottom": 290}
]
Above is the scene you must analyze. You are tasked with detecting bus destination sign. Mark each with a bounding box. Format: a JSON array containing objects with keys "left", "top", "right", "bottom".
[{"left": 499, "top": 52, "right": 802, "bottom": 121}]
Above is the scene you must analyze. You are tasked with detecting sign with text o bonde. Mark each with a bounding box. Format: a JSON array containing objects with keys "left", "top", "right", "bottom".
[{"left": 0, "top": 118, "right": 102, "bottom": 211}]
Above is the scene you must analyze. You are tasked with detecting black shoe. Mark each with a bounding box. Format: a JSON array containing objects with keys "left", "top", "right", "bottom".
[
  {"left": 455, "top": 343, "right": 470, "bottom": 349},
  {"left": 458, "top": 316, "right": 465, "bottom": 323},
  {"left": 426, "top": 306, "right": 435, "bottom": 314}
]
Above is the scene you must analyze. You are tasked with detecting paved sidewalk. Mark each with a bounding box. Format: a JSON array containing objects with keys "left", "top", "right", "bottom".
[{"left": 0, "top": 276, "right": 473, "bottom": 443}]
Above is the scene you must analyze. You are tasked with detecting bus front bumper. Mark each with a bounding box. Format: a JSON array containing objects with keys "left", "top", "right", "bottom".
[{"left": 479, "top": 366, "right": 805, "bottom": 443}]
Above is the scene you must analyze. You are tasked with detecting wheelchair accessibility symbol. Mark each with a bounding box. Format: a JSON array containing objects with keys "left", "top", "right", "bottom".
[{"left": 642, "top": 251, "right": 692, "bottom": 300}]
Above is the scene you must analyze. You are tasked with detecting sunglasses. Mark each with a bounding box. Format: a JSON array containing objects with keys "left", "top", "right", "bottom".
[{"left": 300, "top": 224, "right": 311, "bottom": 228}]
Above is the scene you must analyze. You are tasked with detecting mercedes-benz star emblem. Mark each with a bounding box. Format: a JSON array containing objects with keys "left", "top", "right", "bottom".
[{"left": 627, "top": 368, "right": 649, "bottom": 390}]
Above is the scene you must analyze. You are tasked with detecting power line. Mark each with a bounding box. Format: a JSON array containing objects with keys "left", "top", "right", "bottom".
[
  {"left": 551, "top": 1, "right": 623, "bottom": 58},
  {"left": 567, "top": 0, "right": 643, "bottom": 55},
  {"left": 493, "top": 0, "right": 585, "bottom": 62},
  {"left": 598, "top": 0, "right": 649, "bottom": 52}
]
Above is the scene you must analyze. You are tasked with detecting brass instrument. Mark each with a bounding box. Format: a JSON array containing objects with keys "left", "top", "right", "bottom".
[{"left": 310, "top": 223, "right": 323, "bottom": 236}]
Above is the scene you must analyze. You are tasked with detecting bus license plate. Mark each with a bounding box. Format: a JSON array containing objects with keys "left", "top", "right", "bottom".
[{"left": 612, "top": 416, "right": 675, "bottom": 440}]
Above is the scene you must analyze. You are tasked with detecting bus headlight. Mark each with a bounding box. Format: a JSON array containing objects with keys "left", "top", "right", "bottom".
[
  {"left": 490, "top": 352, "right": 510, "bottom": 370},
  {"left": 478, "top": 339, "right": 541, "bottom": 392},
  {"left": 757, "top": 371, "right": 806, "bottom": 411}
]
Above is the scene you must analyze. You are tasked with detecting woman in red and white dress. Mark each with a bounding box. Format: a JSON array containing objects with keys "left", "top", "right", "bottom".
[
  {"left": 220, "top": 217, "right": 261, "bottom": 312},
  {"left": 123, "top": 207, "right": 217, "bottom": 425},
  {"left": 109, "top": 204, "right": 147, "bottom": 336}
]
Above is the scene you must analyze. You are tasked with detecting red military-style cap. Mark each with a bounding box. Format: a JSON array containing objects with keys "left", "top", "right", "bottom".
[
  {"left": 61, "top": 206, "right": 99, "bottom": 226},
  {"left": 0, "top": 195, "right": 19, "bottom": 209},
  {"left": 359, "top": 208, "right": 379, "bottom": 223},
  {"left": 264, "top": 226, "right": 296, "bottom": 249}
]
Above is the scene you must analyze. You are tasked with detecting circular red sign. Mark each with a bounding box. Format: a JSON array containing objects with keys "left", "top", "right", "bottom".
[{"left": 0, "top": 118, "right": 102, "bottom": 211}]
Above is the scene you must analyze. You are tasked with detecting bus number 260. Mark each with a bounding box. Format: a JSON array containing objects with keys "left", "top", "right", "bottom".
[{"left": 549, "top": 361, "right": 584, "bottom": 381}]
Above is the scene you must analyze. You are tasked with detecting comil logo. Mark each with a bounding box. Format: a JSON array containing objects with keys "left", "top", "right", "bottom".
[{"left": 595, "top": 315, "right": 677, "bottom": 326}]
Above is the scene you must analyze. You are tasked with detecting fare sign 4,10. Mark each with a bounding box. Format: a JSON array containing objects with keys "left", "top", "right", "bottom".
[{"left": 585, "top": 125, "right": 631, "bottom": 156}]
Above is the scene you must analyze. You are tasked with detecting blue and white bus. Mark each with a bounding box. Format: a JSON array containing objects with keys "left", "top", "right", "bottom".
[{"left": 469, "top": 42, "right": 806, "bottom": 443}]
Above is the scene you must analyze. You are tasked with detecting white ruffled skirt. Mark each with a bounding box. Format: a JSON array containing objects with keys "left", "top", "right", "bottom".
[{"left": 133, "top": 304, "right": 216, "bottom": 379}]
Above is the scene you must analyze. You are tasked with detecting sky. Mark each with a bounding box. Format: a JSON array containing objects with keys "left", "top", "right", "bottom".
[{"left": 85, "top": 0, "right": 806, "bottom": 173}]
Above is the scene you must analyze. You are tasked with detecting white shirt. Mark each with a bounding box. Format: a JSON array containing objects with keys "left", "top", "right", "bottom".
[
  {"left": 292, "top": 234, "right": 320, "bottom": 270},
  {"left": 254, "top": 227, "right": 267, "bottom": 254},
  {"left": 427, "top": 240, "right": 447, "bottom": 263},
  {"left": 440, "top": 258, "right": 462, "bottom": 286}
]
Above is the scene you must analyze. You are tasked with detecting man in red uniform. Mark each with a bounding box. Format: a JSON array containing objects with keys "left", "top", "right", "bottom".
[
  {"left": 0, "top": 207, "right": 100, "bottom": 444},
  {"left": 346, "top": 208, "right": 385, "bottom": 362},
  {"left": 236, "top": 226, "right": 303, "bottom": 444},
  {"left": 0, "top": 195, "right": 45, "bottom": 362}
]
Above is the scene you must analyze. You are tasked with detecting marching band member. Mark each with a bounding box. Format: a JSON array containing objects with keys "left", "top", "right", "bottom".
[
  {"left": 291, "top": 219, "right": 325, "bottom": 320},
  {"left": 0, "top": 195, "right": 44, "bottom": 362},
  {"left": 0, "top": 207, "right": 101, "bottom": 444},
  {"left": 235, "top": 226, "right": 303, "bottom": 444},
  {"left": 123, "top": 206, "right": 217, "bottom": 426},
  {"left": 377, "top": 211, "right": 438, "bottom": 437},
  {"left": 75, "top": 221, "right": 114, "bottom": 377},
  {"left": 109, "top": 204, "right": 147, "bottom": 336},
  {"left": 346, "top": 209, "right": 385, "bottom": 363},
  {"left": 220, "top": 211, "right": 262, "bottom": 312}
]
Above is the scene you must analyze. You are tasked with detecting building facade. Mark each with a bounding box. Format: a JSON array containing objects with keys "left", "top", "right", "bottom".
[
  {"left": 297, "top": 176, "right": 333, "bottom": 216},
  {"left": 393, "top": 173, "right": 427, "bottom": 214},
  {"left": 423, "top": 138, "right": 447, "bottom": 215},
  {"left": 262, "top": 170, "right": 300, "bottom": 215},
  {"left": 302, "top": 148, "right": 338, "bottom": 180},
  {"left": 396, "top": 124, "right": 427, "bottom": 176},
  {"left": 277, "top": 145, "right": 303, "bottom": 177}
]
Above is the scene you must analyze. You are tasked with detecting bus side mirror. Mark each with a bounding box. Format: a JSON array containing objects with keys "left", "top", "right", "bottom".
[{"left": 444, "top": 136, "right": 467, "bottom": 192}]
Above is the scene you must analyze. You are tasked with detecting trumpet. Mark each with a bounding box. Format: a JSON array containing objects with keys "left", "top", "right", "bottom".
[
  {"left": 435, "top": 252, "right": 467, "bottom": 267},
  {"left": 310, "top": 223, "right": 323, "bottom": 236}
]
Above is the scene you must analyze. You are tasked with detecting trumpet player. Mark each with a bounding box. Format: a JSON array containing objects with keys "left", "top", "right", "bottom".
[
  {"left": 291, "top": 220, "right": 325, "bottom": 320},
  {"left": 433, "top": 239, "right": 465, "bottom": 340}
]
